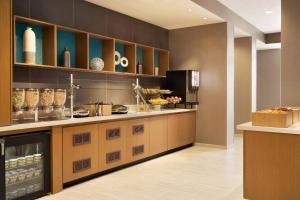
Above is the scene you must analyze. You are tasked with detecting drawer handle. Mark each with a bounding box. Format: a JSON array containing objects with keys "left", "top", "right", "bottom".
[
  {"left": 73, "top": 132, "right": 91, "bottom": 146},
  {"left": 132, "top": 125, "right": 144, "bottom": 135},
  {"left": 106, "top": 151, "right": 121, "bottom": 163},
  {"left": 106, "top": 128, "right": 121, "bottom": 140},
  {"left": 132, "top": 145, "right": 144, "bottom": 156},
  {"left": 73, "top": 158, "right": 91, "bottom": 173}
]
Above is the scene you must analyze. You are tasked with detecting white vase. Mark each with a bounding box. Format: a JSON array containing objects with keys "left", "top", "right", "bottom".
[{"left": 23, "top": 27, "right": 36, "bottom": 64}]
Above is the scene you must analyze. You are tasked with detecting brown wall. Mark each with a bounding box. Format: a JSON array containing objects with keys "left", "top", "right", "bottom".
[
  {"left": 169, "top": 23, "right": 234, "bottom": 146},
  {"left": 13, "top": 0, "right": 169, "bottom": 49},
  {"left": 234, "top": 37, "right": 253, "bottom": 134},
  {"left": 281, "top": 0, "right": 300, "bottom": 106},
  {"left": 257, "top": 49, "right": 281, "bottom": 110}
]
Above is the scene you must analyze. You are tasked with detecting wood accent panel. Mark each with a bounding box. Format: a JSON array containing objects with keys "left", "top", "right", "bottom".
[
  {"left": 43, "top": 25, "right": 56, "bottom": 66},
  {"left": 63, "top": 124, "right": 99, "bottom": 183},
  {"left": 265, "top": 32, "right": 281, "bottom": 44},
  {"left": 0, "top": 0, "right": 12, "bottom": 126},
  {"left": 244, "top": 131, "right": 300, "bottom": 200},
  {"left": 149, "top": 116, "right": 168, "bottom": 156},
  {"left": 124, "top": 43, "right": 136, "bottom": 74},
  {"left": 99, "top": 121, "right": 127, "bottom": 170},
  {"left": 168, "top": 113, "right": 196, "bottom": 149},
  {"left": 126, "top": 118, "right": 150, "bottom": 162},
  {"left": 103, "top": 38, "right": 115, "bottom": 72},
  {"left": 76, "top": 32, "right": 88, "bottom": 69},
  {"left": 158, "top": 50, "right": 169, "bottom": 76},
  {"left": 142, "top": 46, "right": 154, "bottom": 75},
  {"left": 51, "top": 126, "right": 63, "bottom": 193}
]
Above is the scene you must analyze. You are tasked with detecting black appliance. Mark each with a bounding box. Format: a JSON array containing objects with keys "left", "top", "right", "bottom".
[
  {"left": 0, "top": 131, "right": 50, "bottom": 200},
  {"left": 166, "top": 70, "right": 200, "bottom": 108}
]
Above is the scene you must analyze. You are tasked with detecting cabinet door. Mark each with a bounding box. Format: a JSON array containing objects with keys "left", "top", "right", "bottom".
[
  {"left": 149, "top": 116, "right": 168, "bottom": 156},
  {"left": 126, "top": 118, "right": 149, "bottom": 162},
  {"left": 183, "top": 112, "right": 196, "bottom": 145},
  {"left": 63, "top": 124, "right": 99, "bottom": 183},
  {"left": 167, "top": 114, "right": 184, "bottom": 149},
  {"left": 99, "top": 121, "right": 127, "bottom": 171}
]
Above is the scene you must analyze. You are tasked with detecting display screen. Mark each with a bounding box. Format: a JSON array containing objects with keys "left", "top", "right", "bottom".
[{"left": 191, "top": 71, "right": 200, "bottom": 87}]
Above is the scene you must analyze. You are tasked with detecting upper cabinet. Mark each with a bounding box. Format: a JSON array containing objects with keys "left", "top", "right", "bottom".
[{"left": 13, "top": 16, "right": 170, "bottom": 77}]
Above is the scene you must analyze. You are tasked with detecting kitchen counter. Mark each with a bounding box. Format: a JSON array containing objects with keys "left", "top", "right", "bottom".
[
  {"left": 237, "top": 121, "right": 300, "bottom": 134},
  {"left": 0, "top": 109, "right": 196, "bottom": 134}
]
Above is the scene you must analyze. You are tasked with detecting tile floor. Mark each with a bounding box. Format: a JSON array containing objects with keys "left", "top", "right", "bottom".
[{"left": 40, "top": 135, "right": 243, "bottom": 200}]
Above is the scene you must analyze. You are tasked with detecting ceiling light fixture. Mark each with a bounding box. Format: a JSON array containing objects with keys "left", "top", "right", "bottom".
[
  {"left": 188, "top": 8, "right": 192, "bottom": 12},
  {"left": 202, "top": 17, "right": 208, "bottom": 20},
  {"left": 265, "top": 10, "right": 273, "bottom": 14}
]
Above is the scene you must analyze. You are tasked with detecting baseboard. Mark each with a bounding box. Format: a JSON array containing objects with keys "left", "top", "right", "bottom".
[{"left": 195, "top": 142, "right": 234, "bottom": 150}]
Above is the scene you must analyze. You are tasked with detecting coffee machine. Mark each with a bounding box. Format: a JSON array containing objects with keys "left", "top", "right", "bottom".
[{"left": 166, "top": 70, "right": 200, "bottom": 108}]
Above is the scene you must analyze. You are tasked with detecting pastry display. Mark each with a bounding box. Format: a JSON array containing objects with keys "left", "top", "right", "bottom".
[
  {"left": 149, "top": 98, "right": 168, "bottom": 105},
  {"left": 166, "top": 96, "right": 182, "bottom": 104}
]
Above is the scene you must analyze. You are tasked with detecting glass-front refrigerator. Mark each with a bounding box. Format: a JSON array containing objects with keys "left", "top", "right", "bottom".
[{"left": 0, "top": 131, "right": 50, "bottom": 200}]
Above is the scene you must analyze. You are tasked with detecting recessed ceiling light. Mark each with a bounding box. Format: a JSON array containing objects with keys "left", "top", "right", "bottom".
[
  {"left": 202, "top": 17, "right": 208, "bottom": 20},
  {"left": 265, "top": 10, "right": 273, "bottom": 14},
  {"left": 188, "top": 8, "right": 192, "bottom": 12}
]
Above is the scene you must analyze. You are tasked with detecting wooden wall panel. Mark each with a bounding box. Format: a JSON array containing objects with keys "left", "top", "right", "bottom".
[
  {"left": 0, "top": 0, "right": 12, "bottom": 126},
  {"left": 51, "top": 126, "right": 63, "bottom": 193}
]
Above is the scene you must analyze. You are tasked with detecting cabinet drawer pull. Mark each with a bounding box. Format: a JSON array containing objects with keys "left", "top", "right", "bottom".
[
  {"left": 106, "top": 151, "right": 121, "bottom": 163},
  {"left": 73, "top": 158, "right": 91, "bottom": 173},
  {"left": 73, "top": 132, "right": 91, "bottom": 146},
  {"left": 106, "top": 128, "right": 121, "bottom": 140},
  {"left": 132, "top": 145, "right": 144, "bottom": 156},
  {"left": 132, "top": 124, "right": 144, "bottom": 135}
]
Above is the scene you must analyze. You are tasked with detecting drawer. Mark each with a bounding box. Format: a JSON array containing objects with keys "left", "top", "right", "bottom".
[
  {"left": 99, "top": 121, "right": 127, "bottom": 171},
  {"left": 126, "top": 119, "right": 149, "bottom": 162},
  {"left": 62, "top": 124, "right": 99, "bottom": 183}
]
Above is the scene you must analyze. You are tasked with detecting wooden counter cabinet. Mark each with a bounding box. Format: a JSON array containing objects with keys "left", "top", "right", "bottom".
[
  {"left": 126, "top": 119, "right": 150, "bottom": 162},
  {"left": 168, "top": 112, "right": 196, "bottom": 149},
  {"left": 149, "top": 116, "right": 168, "bottom": 156},
  {"left": 98, "top": 121, "right": 127, "bottom": 170},
  {"left": 62, "top": 124, "right": 99, "bottom": 183}
]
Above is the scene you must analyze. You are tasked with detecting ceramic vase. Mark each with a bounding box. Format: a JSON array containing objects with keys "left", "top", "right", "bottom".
[
  {"left": 23, "top": 27, "right": 36, "bottom": 64},
  {"left": 63, "top": 48, "right": 71, "bottom": 68}
]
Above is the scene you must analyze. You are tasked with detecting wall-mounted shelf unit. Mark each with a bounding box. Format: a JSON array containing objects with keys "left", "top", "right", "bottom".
[
  {"left": 115, "top": 40, "right": 136, "bottom": 73},
  {"left": 14, "top": 16, "right": 56, "bottom": 67},
  {"left": 89, "top": 33, "right": 114, "bottom": 72},
  {"left": 13, "top": 16, "right": 169, "bottom": 77},
  {"left": 137, "top": 45, "right": 154, "bottom": 76},
  {"left": 57, "top": 26, "right": 88, "bottom": 69}
]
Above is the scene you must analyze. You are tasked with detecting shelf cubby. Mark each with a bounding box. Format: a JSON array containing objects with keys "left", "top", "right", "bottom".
[
  {"left": 57, "top": 26, "right": 88, "bottom": 69},
  {"left": 154, "top": 49, "right": 170, "bottom": 76},
  {"left": 14, "top": 16, "right": 56, "bottom": 67},
  {"left": 89, "top": 34, "right": 114, "bottom": 72},
  {"left": 115, "top": 40, "right": 136, "bottom": 73},
  {"left": 137, "top": 45, "right": 154, "bottom": 75}
]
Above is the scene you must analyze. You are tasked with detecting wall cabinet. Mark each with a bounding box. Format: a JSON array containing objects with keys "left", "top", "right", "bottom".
[
  {"left": 126, "top": 119, "right": 150, "bottom": 162},
  {"left": 62, "top": 124, "right": 99, "bottom": 183},
  {"left": 98, "top": 121, "right": 127, "bottom": 171},
  {"left": 149, "top": 116, "right": 168, "bottom": 156}
]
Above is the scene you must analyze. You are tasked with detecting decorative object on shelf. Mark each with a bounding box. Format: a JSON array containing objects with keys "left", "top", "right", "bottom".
[
  {"left": 155, "top": 67, "right": 159, "bottom": 76},
  {"left": 23, "top": 27, "right": 36, "bottom": 64},
  {"left": 63, "top": 47, "right": 71, "bottom": 67},
  {"left": 121, "top": 57, "right": 128, "bottom": 68},
  {"left": 114, "top": 51, "right": 121, "bottom": 65},
  {"left": 136, "top": 61, "right": 143, "bottom": 74},
  {"left": 90, "top": 57, "right": 104, "bottom": 71}
]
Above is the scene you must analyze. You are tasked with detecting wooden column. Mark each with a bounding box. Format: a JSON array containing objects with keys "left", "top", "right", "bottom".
[
  {"left": 0, "top": 0, "right": 12, "bottom": 126},
  {"left": 51, "top": 127, "right": 63, "bottom": 193}
]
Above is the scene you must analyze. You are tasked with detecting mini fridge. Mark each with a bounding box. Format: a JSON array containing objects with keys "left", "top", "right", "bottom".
[{"left": 0, "top": 131, "right": 50, "bottom": 200}]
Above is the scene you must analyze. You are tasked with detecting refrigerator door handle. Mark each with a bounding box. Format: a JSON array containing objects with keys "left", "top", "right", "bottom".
[{"left": 0, "top": 139, "right": 4, "bottom": 156}]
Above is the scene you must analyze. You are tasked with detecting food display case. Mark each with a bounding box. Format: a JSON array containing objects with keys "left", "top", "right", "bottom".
[{"left": 0, "top": 131, "right": 50, "bottom": 200}]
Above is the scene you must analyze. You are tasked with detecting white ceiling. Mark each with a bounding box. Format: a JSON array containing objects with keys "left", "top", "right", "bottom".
[
  {"left": 86, "top": 0, "right": 223, "bottom": 30},
  {"left": 218, "top": 0, "right": 281, "bottom": 33}
]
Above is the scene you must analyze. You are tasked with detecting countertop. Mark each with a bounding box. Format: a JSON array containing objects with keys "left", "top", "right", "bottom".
[
  {"left": 0, "top": 109, "right": 196, "bottom": 134},
  {"left": 237, "top": 122, "right": 300, "bottom": 135}
]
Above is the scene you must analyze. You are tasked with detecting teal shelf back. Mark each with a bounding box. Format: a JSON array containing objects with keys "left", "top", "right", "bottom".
[
  {"left": 154, "top": 50, "right": 159, "bottom": 68},
  {"left": 115, "top": 43, "right": 125, "bottom": 72},
  {"left": 136, "top": 47, "right": 143, "bottom": 64},
  {"left": 89, "top": 37, "right": 103, "bottom": 66},
  {"left": 16, "top": 22, "right": 43, "bottom": 64},
  {"left": 57, "top": 31, "right": 76, "bottom": 67}
]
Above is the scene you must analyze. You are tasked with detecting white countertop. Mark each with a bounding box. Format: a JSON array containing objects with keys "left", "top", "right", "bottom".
[
  {"left": 0, "top": 109, "right": 196, "bottom": 134},
  {"left": 237, "top": 122, "right": 300, "bottom": 135}
]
